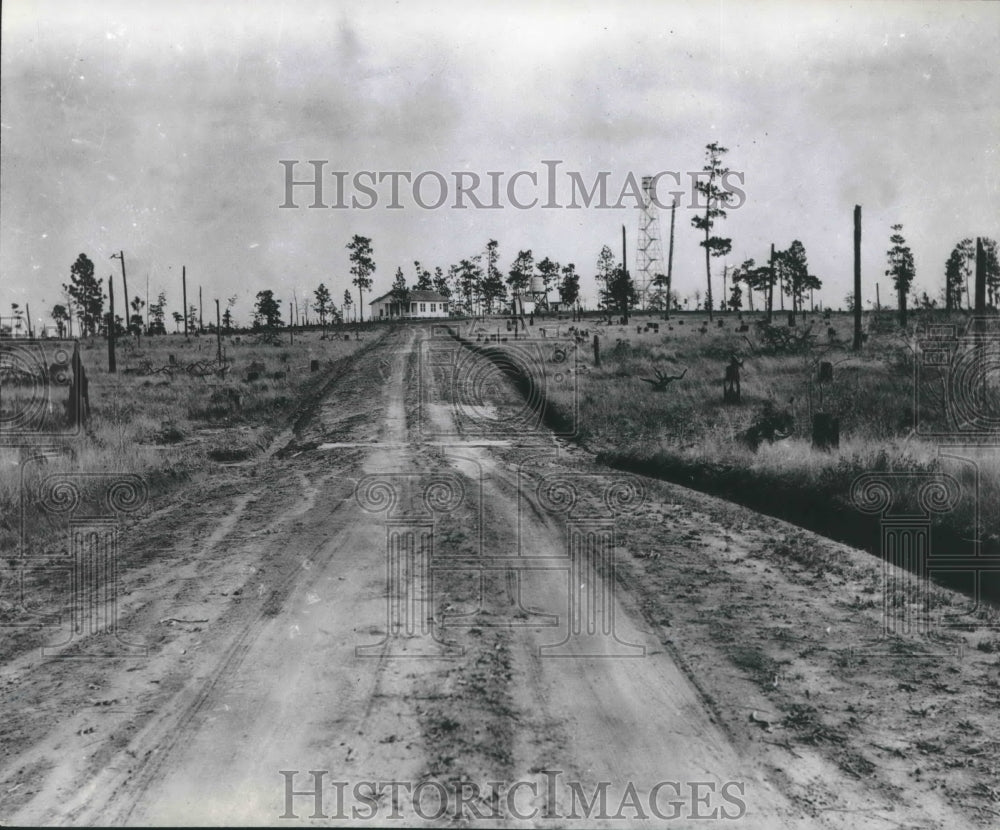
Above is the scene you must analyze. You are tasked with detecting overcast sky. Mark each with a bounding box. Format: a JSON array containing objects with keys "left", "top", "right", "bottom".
[{"left": 2, "top": 0, "right": 997, "bottom": 324}]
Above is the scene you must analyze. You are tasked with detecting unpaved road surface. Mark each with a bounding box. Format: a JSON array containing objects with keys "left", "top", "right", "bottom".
[{"left": 1, "top": 325, "right": 996, "bottom": 827}]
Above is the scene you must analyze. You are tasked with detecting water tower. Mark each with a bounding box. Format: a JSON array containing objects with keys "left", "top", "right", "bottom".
[{"left": 524, "top": 274, "right": 548, "bottom": 314}]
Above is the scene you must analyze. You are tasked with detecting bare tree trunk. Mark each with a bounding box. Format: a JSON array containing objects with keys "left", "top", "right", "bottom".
[
  {"left": 975, "top": 237, "right": 987, "bottom": 314},
  {"left": 767, "top": 244, "right": 775, "bottom": 324},
  {"left": 69, "top": 341, "right": 89, "bottom": 426},
  {"left": 666, "top": 200, "right": 676, "bottom": 320},
  {"left": 621, "top": 224, "right": 629, "bottom": 324},
  {"left": 107, "top": 276, "right": 117, "bottom": 373},
  {"left": 778, "top": 259, "right": 784, "bottom": 311},
  {"left": 117, "top": 251, "right": 129, "bottom": 331},
  {"left": 853, "top": 205, "right": 863, "bottom": 351},
  {"left": 703, "top": 216, "right": 713, "bottom": 321}
]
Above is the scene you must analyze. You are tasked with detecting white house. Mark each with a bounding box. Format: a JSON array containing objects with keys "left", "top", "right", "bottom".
[{"left": 370, "top": 289, "right": 450, "bottom": 320}]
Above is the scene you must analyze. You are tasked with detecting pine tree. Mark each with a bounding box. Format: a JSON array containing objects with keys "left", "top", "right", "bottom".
[
  {"left": 64, "top": 253, "right": 104, "bottom": 336},
  {"left": 594, "top": 245, "right": 616, "bottom": 312},
  {"left": 559, "top": 263, "right": 580, "bottom": 311},
  {"left": 690, "top": 143, "right": 736, "bottom": 321},
  {"left": 347, "top": 235, "right": 375, "bottom": 322},
  {"left": 253, "top": 290, "right": 283, "bottom": 329},
  {"left": 886, "top": 224, "right": 915, "bottom": 327},
  {"left": 507, "top": 250, "right": 534, "bottom": 313},
  {"left": 313, "top": 283, "right": 333, "bottom": 327},
  {"left": 480, "top": 240, "right": 507, "bottom": 313},
  {"left": 390, "top": 267, "right": 409, "bottom": 316},
  {"left": 413, "top": 261, "right": 433, "bottom": 291}
]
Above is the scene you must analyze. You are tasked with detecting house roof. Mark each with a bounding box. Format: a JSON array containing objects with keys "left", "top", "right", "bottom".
[{"left": 369, "top": 289, "right": 449, "bottom": 305}]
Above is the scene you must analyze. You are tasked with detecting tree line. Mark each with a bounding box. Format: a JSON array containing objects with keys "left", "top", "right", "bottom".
[
  {"left": 342, "top": 234, "right": 582, "bottom": 322},
  {"left": 39, "top": 145, "right": 1000, "bottom": 338}
]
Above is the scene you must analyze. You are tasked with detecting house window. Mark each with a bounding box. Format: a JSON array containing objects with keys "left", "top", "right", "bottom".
[
  {"left": 411, "top": 303, "right": 417, "bottom": 313},
  {"left": 430, "top": 303, "right": 436, "bottom": 312},
  {"left": 420, "top": 303, "right": 426, "bottom": 312}
]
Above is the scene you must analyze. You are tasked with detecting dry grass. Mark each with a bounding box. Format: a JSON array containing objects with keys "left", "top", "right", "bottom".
[
  {"left": 487, "top": 309, "right": 1000, "bottom": 587},
  {"left": 0, "top": 328, "right": 368, "bottom": 558}
]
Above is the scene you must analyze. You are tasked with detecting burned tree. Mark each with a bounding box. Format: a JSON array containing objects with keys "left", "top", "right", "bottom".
[
  {"left": 742, "top": 398, "right": 795, "bottom": 451},
  {"left": 853, "top": 205, "right": 863, "bottom": 351},
  {"left": 67, "top": 341, "right": 90, "bottom": 427},
  {"left": 640, "top": 366, "right": 687, "bottom": 391},
  {"left": 723, "top": 354, "right": 744, "bottom": 403}
]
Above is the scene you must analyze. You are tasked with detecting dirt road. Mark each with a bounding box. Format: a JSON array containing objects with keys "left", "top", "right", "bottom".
[{"left": 0, "top": 325, "right": 987, "bottom": 827}]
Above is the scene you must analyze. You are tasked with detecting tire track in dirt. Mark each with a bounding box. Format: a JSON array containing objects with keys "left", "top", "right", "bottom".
[
  {"left": 397, "top": 326, "right": 820, "bottom": 828},
  {"left": 1, "top": 330, "right": 421, "bottom": 825},
  {"left": 412, "top": 324, "right": 984, "bottom": 830},
  {"left": 4, "top": 324, "right": 981, "bottom": 828}
]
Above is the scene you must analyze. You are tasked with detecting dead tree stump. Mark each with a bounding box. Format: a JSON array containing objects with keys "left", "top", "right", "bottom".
[
  {"left": 723, "top": 354, "right": 743, "bottom": 403},
  {"left": 67, "top": 343, "right": 90, "bottom": 427},
  {"left": 812, "top": 413, "right": 840, "bottom": 450}
]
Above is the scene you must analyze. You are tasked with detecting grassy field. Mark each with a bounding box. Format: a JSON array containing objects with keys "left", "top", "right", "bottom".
[
  {"left": 4, "top": 311, "right": 996, "bottom": 603},
  {"left": 466, "top": 308, "right": 1000, "bottom": 599},
  {"left": 1, "top": 327, "right": 372, "bottom": 565}
]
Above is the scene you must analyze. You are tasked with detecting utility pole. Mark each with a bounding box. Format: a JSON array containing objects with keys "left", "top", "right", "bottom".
[
  {"left": 722, "top": 264, "right": 728, "bottom": 312},
  {"left": 182, "top": 266, "right": 188, "bottom": 339},
  {"left": 853, "top": 205, "right": 862, "bottom": 351},
  {"left": 111, "top": 250, "right": 129, "bottom": 330},
  {"left": 145, "top": 273, "right": 150, "bottom": 329},
  {"left": 107, "top": 276, "right": 117, "bottom": 373},
  {"left": 199, "top": 286, "right": 204, "bottom": 334},
  {"left": 289, "top": 301, "right": 294, "bottom": 345},
  {"left": 876, "top": 282, "right": 881, "bottom": 313}
]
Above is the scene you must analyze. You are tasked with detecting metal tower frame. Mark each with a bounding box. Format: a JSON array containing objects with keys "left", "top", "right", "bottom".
[{"left": 636, "top": 176, "right": 665, "bottom": 310}]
